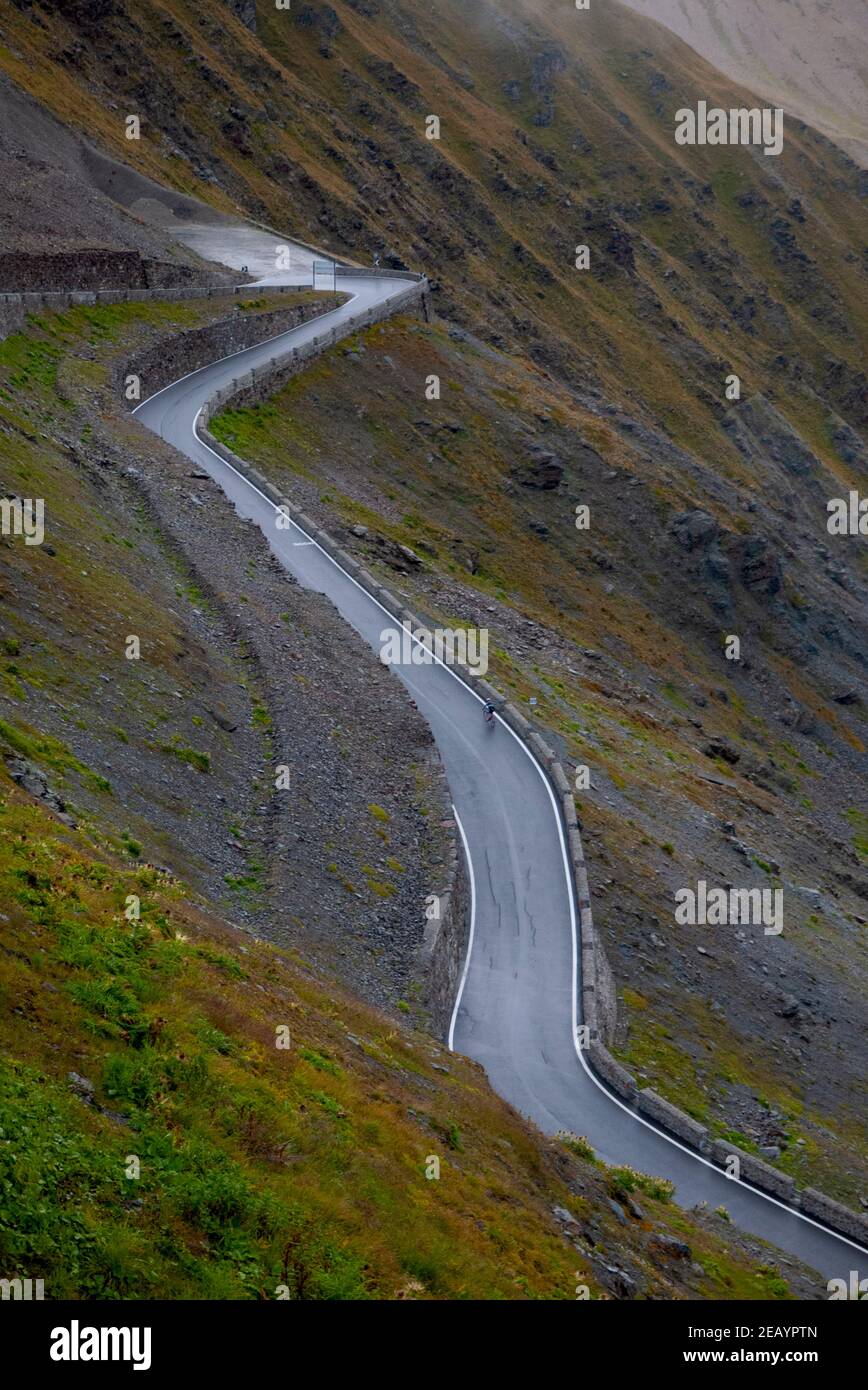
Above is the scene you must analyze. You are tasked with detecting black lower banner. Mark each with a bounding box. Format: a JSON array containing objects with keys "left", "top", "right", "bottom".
[{"left": 0, "top": 1297, "right": 862, "bottom": 1375}]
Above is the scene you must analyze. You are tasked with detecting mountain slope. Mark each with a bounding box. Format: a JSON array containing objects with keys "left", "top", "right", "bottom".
[
  {"left": 212, "top": 303, "right": 868, "bottom": 1207},
  {"left": 0, "top": 0, "right": 865, "bottom": 1235}
]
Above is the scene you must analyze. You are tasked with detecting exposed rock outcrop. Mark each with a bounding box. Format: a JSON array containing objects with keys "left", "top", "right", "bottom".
[
  {"left": 3, "top": 754, "right": 76, "bottom": 826},
  {"left": 723, "top": 394, "right": 820, "bottom": 477},
  {"left": 513, "top": 444, "right": 564, "bottom": 490},
  {"left": 225, "top": 0, "right": 257, "bottom": 31},
  {"left": 670, "top": 509, "right": 719, "bottom": 551}
]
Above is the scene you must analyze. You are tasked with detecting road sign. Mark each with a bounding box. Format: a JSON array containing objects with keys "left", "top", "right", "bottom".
[{"left": 313, "top": 260, "right": 337, "bottom": 291}]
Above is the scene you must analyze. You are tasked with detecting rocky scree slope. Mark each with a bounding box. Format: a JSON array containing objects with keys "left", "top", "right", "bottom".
[
  {"left": 0, "top": 71, "right": 238, "bottom": 289},
  {"left": 0, "top": 294, "right": 449, "bottom": 1016}
]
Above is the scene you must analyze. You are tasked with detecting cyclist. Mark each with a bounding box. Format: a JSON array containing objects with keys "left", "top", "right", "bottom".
[{"left": 483, "top": 700, "right": 496, "bottom": 726}]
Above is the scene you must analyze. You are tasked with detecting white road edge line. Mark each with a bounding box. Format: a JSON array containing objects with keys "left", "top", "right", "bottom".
[
  {"left": 133, "top": 295, "right": 867, "bottom": 1261},
  {"left": 450, "top": 707, "right": 868, "bottom": 1255},
  {"left": 448, "top": 805, "right": 476, "bottom": 1053}
]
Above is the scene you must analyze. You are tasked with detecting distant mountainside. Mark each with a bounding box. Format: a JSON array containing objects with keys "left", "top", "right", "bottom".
[{"left": 622, "top": 0, "right": 868, "bottom": 167}]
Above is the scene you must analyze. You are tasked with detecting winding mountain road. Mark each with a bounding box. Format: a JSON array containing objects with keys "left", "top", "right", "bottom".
[{"left": 133, "top": 227, "right": 867, "bottom": 1288}]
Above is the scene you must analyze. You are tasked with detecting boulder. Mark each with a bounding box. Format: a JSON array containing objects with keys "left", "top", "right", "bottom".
[
  {"left": 67, "top": 1071, "right": 95, "bottom": 1104},
  {"left": 513, "top": 446, "right": 563, "bottom": 490},
  {"left": 733, "top": 535, "right": 782, "bottom": 595},
  {"left": 670, "top": 509, "right": 719, "bottom": 551},
  {"left": 703, "top": 740, "right": 740, "bottom": 765},
  {"left": 225, "top": 0, "right": 257, "bottom": 31},
  {"left": 3, "top": 754, "right": 77, "bottom": 826},
  {"left": 648, "top": 1233, "right": 691, "bottom": 1260},
  {"left": 723, "top": 394, "right": 820, "bottom": 477},
  {"left": 369, "top": 534, "right": 423, "bottom": 573}
]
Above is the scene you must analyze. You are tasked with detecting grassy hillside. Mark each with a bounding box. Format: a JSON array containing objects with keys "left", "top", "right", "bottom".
[{"left": 0, "top": 774, "right": 818, "bottom": 1299}]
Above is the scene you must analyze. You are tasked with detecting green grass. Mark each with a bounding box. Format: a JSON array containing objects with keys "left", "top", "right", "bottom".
[
  {"left": 609, "top": 1165, "right": 675, "bottom": 1204},
  {"left": 557, "top": 1132, "right": 599, "bottom": 1165},
  {"left": 158, "top": 739, "right": 211, "bottom": 774},
  {"left": 120, "top": 830, "right": 142, "bottom": 859},
  {"left": 0, "top": 333, "right": 62, "bottom": 391},
  {"left": 0, "top": 784, "right": 798, "bottom": 1301},
  {"left": 298, "top": 1048, "right": 341, "bottom": 1077},
  {"left": 223, "top": 854, "right": 265, "bottom": 900},
  {"left": 0, "top": 718, "right": 111, "bottom": 794},
  {"left": 844, "top": 808, "right": 868, "bottom": 860}
]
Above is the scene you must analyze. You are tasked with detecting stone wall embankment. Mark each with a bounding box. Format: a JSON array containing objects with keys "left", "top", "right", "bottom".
[{"left": 120, "top": 296, "right": 342, "bottom": 406}]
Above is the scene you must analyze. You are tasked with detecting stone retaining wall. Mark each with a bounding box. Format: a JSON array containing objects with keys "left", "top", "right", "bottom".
[
  {"left": 0, "top": 249, "right": 232, "bottom": 295},
  {"left": 800, "top": 1188, "right": 868, "bottom": 1244},
  {"left": 709, "top": 1139, "right": 796, "bottom": 1202},
  {"left": 198, "top": 280, "right": 429, "bottom": 420},
  {"left": 638, "top": 1089, "right": 709, "bottom": 1151},
  {"left": 119, "top": 296, "right": 342, "bottom": 408},
  {"left": 0, "top": 279, "right": 262, "bottom": 342},
  {"left": 335, "top": 268, "right": 424, "bottom": 281},
  {"left": 0, "top": 271, "right": 428, "bottom": 343},
  {"left": 587, "top": 1041, "right": 637, "bottom": 1102}
]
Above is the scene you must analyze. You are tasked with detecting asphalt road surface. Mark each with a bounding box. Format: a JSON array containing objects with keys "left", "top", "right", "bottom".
[{"left": 133, "top": 234, "right": 867, "bottom": 1287}]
